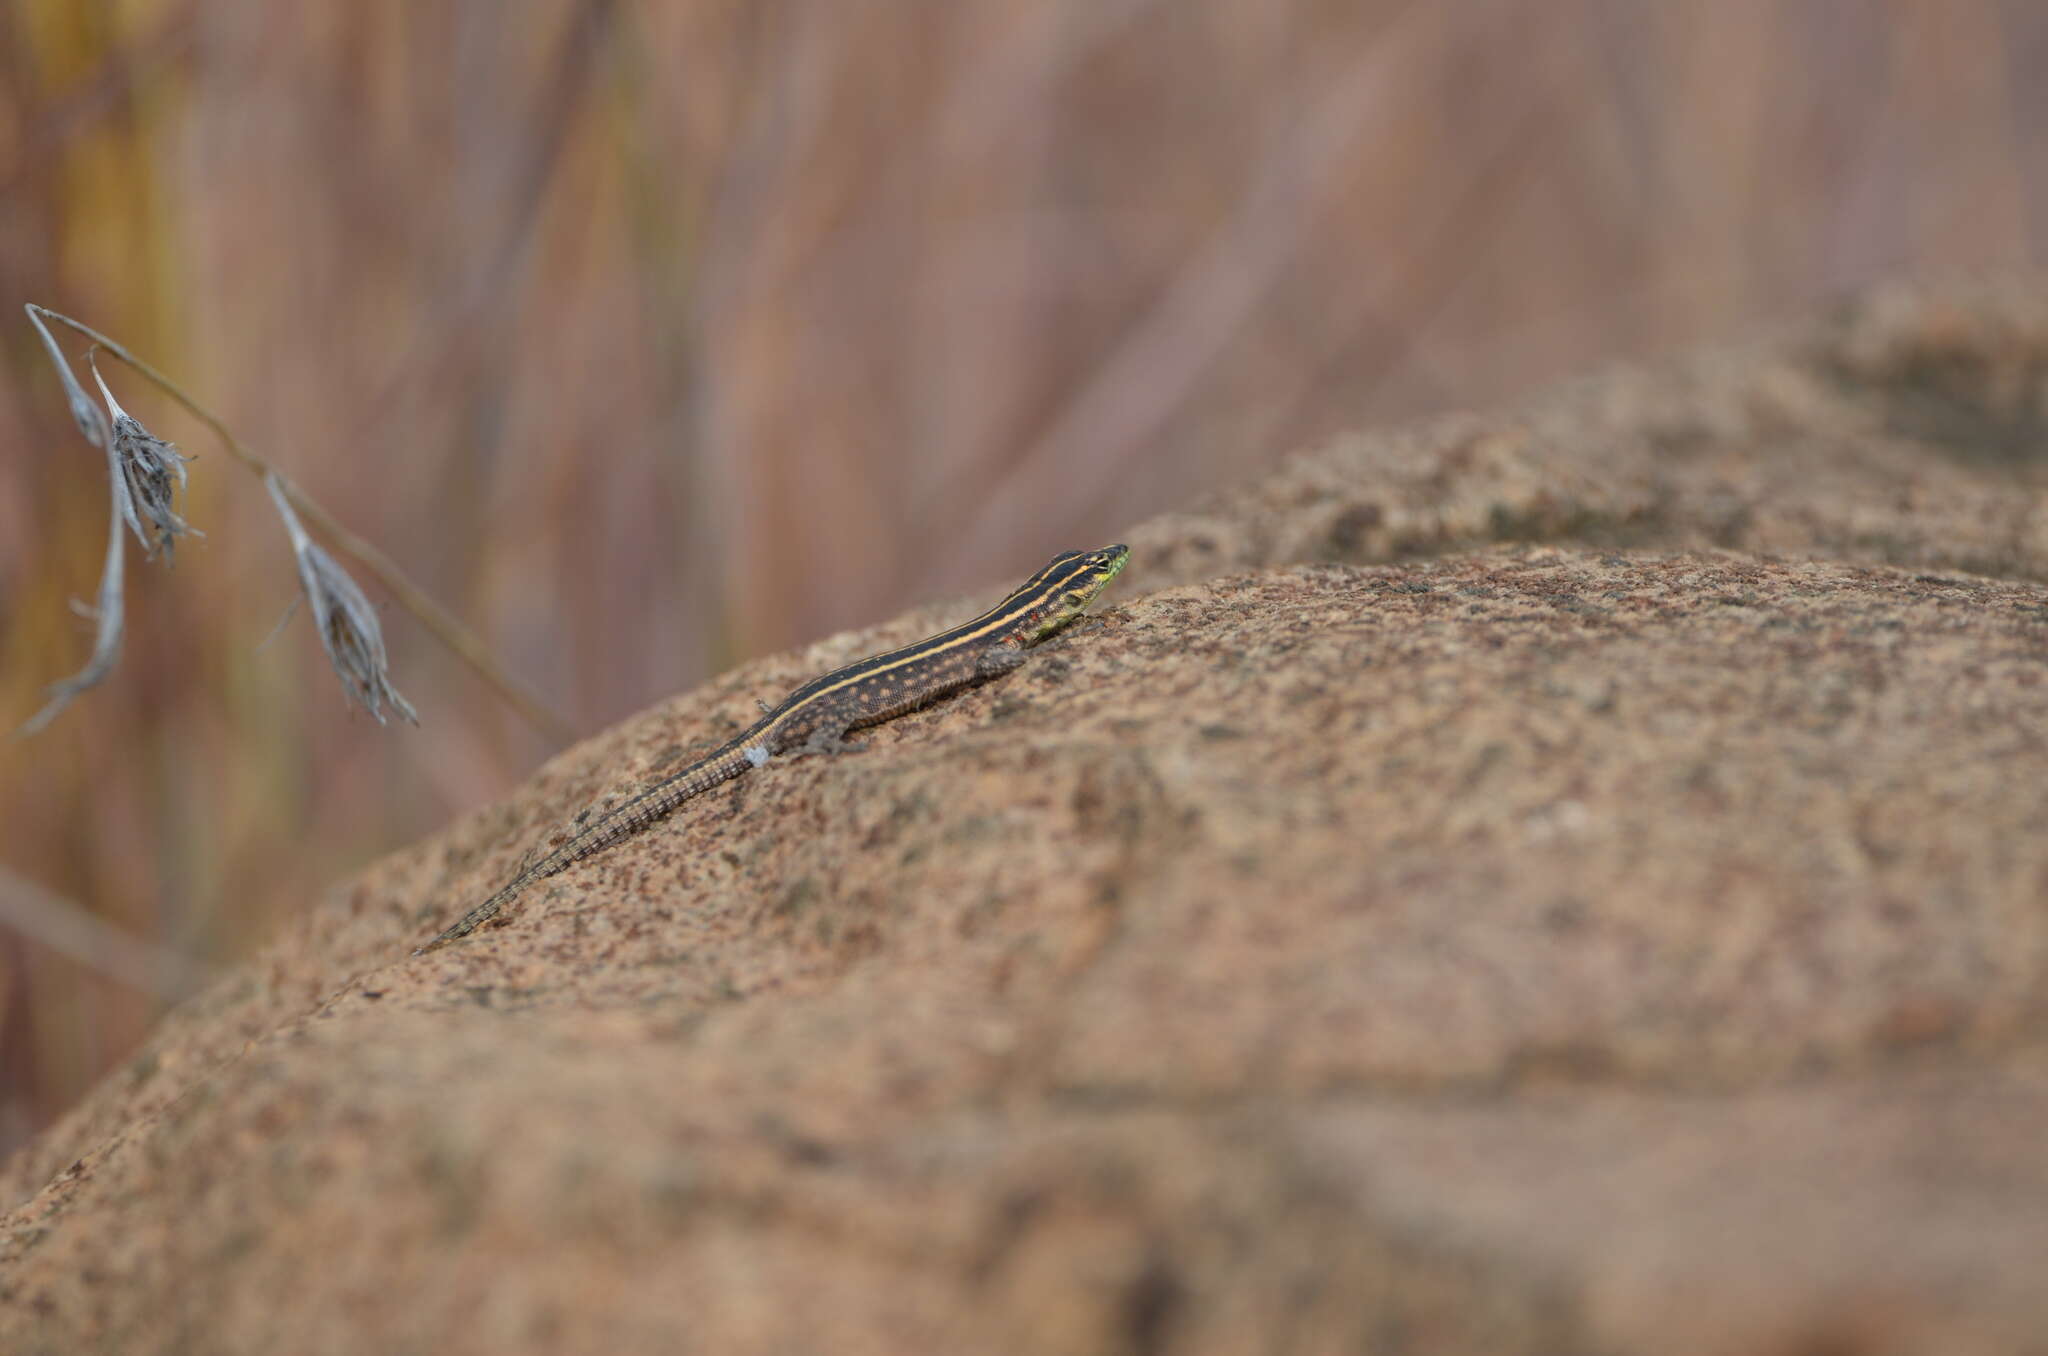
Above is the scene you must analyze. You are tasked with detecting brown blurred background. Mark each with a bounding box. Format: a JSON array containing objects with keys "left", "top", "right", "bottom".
[{"left": 0, "top": 1, "right": 2042, "bottom": 1156}]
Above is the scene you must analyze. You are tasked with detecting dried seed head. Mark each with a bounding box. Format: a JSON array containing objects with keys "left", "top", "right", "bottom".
[
  {"left": 93, "top": 357, "right": 197, "bottom": 562},
  {"left": 266, "top": 472, "right": 419, "bottom": 726},
  {"left": 14, "top": 308, "right": 126, "bottom": 736}
]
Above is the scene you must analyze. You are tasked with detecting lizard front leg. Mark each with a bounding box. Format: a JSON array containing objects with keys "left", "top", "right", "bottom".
[
  {"left": 976, "top": 640, "right": 1030, "bottom": 677},
  {"left": 786, "top": 722, "right": 861, "bottom": 759}
]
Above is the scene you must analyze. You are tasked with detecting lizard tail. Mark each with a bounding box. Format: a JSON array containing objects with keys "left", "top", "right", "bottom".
[
  {"left": 412, "top": 743, "right": 760, "bottom": 955},
  {"left": 411, "top": 870, "right": 542, "bottom": 955}
]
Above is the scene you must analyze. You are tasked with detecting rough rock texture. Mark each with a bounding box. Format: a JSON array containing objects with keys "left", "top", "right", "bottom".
[{"left": 9, "top": 278, "right": 2048, "bottom": 1354}]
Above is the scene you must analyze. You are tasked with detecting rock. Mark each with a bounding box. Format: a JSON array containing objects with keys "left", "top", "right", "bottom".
[{"left": 8, "top": 278, "right": 2048, "bottom": 1353}]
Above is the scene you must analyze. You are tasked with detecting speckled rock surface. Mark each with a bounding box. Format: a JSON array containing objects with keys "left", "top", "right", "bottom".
[{"left": 8, "top": 279, "right": 2048, "bottom": 1354}]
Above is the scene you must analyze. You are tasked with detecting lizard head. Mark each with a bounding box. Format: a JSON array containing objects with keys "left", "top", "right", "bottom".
[{"left": 1017, "top": 542, "right": 1130, "bottom": 644}]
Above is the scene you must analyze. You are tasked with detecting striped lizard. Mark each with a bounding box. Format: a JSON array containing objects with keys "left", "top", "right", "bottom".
[{"left": 416, "top": 544, "right": 1130, "bottom": 952}]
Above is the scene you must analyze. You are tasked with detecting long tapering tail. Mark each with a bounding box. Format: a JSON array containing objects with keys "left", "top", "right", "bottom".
[{"left": 413, "top": 743, "right": 760, "bottom": 954}]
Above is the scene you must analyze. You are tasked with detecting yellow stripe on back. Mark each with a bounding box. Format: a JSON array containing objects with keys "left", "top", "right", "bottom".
[{"left": 753, "top": 550, "right": 1106, "bottom": 744}]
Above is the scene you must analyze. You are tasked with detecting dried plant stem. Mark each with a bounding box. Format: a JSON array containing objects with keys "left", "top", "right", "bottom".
[
  {"left": 0, "top": 866, "right": 211, "bottom": 1002},
  {"left": 28, "top": 306, "right": 575, "bottom": 744}
]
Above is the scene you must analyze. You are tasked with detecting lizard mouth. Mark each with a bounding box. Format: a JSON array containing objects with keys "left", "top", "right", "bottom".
[
  {"left": 1041, "top": 544, "right": 1129, "bottom": 631},
  {"left": 1072, "top": 544, "right": 1129, "bottom": 608}
]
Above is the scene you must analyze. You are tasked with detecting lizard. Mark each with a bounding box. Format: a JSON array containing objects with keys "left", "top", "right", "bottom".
[{"left": 415, "top": 543, "right": 1130, "bottom": 953}]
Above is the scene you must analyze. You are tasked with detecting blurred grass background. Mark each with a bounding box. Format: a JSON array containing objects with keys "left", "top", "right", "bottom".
[{"left": 0, "top": 0, "right": 2042, "bottom": 1156}]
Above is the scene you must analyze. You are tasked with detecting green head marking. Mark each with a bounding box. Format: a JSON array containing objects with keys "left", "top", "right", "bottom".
[{"left": 1021, "top": 542, "right": 1130, "bottom": 644}]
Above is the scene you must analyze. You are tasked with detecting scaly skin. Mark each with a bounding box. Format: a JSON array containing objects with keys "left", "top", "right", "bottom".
[{"left": 415, "top": 544, "right": 1130, "bottom": 952}]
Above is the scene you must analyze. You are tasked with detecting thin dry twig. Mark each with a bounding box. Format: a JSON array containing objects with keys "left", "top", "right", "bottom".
[
  {"left": 0, "top": 865, "right": 212, "bottom": 1002},
  {"left": 24, "top": 305, "right": 574, "bottom": 743}
]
